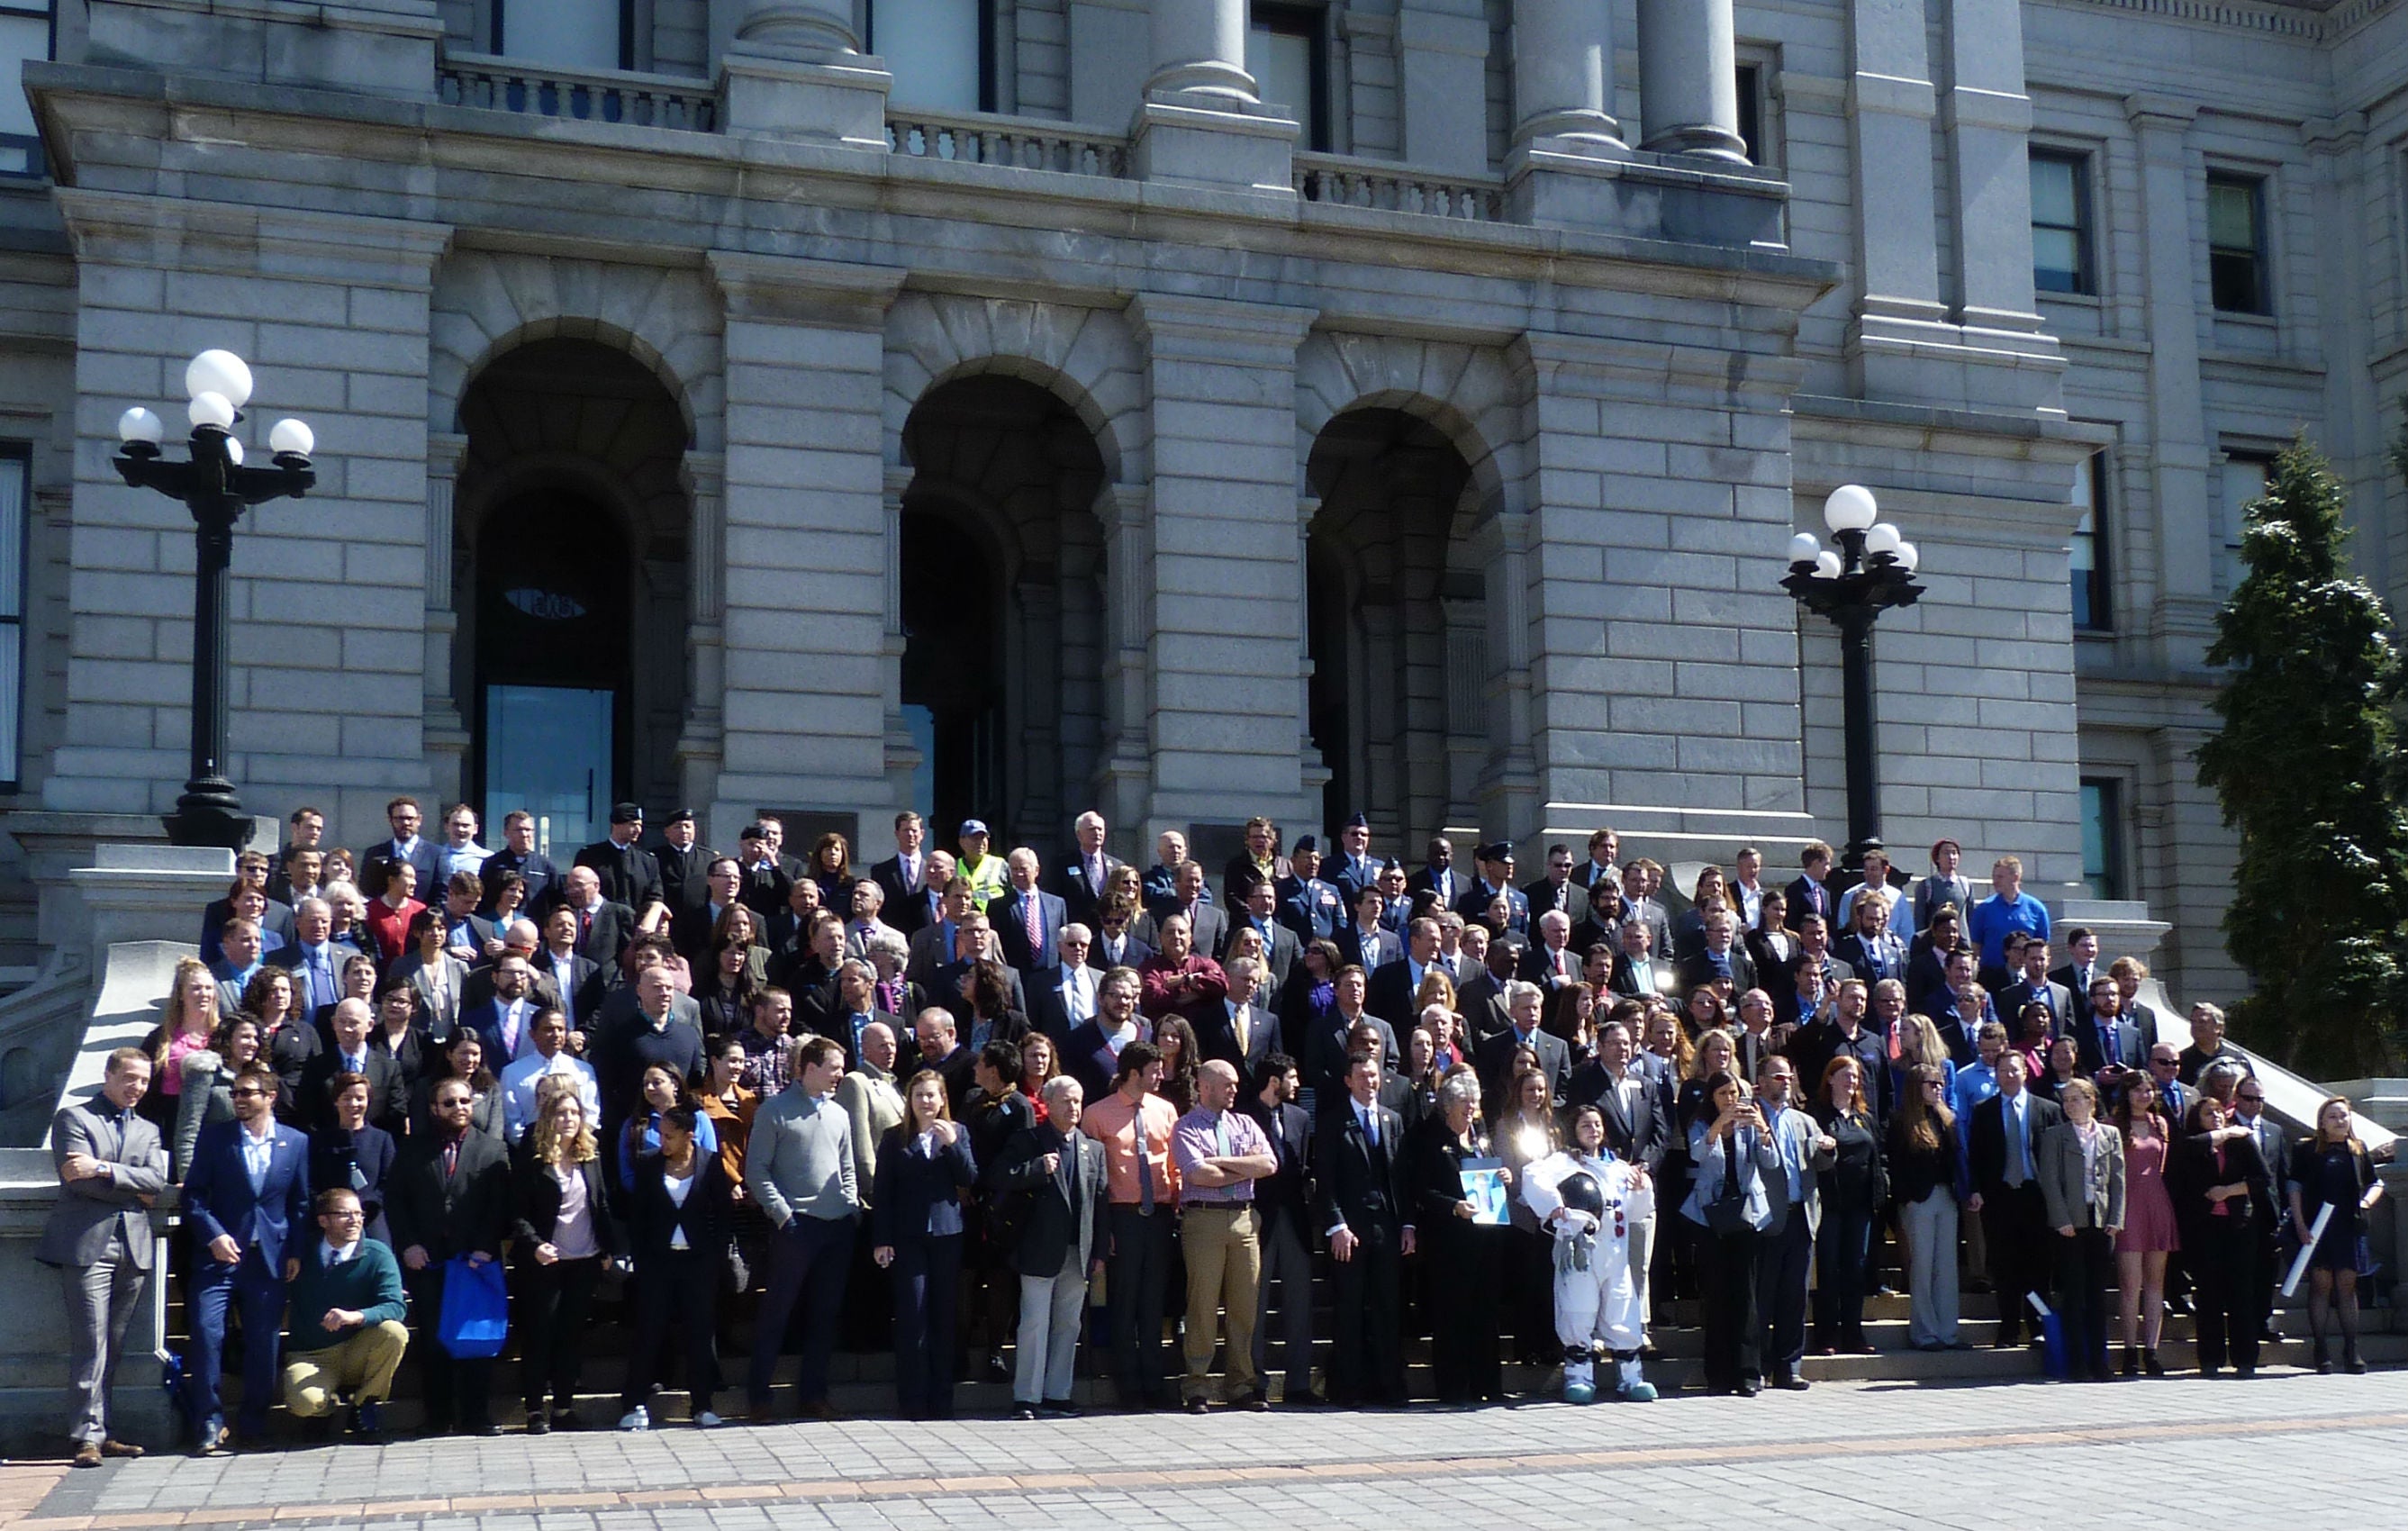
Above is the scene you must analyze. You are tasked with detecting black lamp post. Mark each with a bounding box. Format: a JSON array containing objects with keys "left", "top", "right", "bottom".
[
  {"left": 112, "top": 349, "right": 316, "bottom": 851},
  {"left": 1782, "top": 485, "right": 1923, "bottom": 874}
]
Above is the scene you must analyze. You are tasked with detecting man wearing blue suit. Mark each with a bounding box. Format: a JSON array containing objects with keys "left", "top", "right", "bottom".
[
  {"left": 992, "top": 849, "right": 1067, "bottom": 974},
  {"left": 181, "top": 1063, "right": 310, "bottom": 1454}
]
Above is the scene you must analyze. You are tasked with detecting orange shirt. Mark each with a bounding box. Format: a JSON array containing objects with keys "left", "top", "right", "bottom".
[{"left": 1080, "top": 1090, "right": 1181, "bottom": 1207}]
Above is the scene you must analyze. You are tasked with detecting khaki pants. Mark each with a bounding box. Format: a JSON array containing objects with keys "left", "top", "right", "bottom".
[
  {"left": 281, "top": 1320, "right": 410, "bottom": 1418},
  {"left": 1181, "top": 1204, "right": 1262, "bottom": 1401}
]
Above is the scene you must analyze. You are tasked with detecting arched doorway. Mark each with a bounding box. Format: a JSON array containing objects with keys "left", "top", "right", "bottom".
[
  {"left": 1306, "top": 407, "right": 1485, "bottom": 851},
  {"left": 456, "top": 338, "right": 690, "bottom": 853},
  {"left": 899, "top": 374, "right": 1108, "bottom": 847}
]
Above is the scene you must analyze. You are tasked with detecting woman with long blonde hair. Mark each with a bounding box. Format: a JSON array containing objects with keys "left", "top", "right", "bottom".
[
  {"left": 142, "top": 956, "right": 222, "bottom": 1128},
  {"left": 1886, "top": 1062, "right": 1964, "bottom": 1350},
  {"left": 511, "top": 1088, "right": 623, "bottom": 1433}
]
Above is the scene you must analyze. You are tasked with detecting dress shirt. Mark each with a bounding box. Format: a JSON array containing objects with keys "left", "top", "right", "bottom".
[
  {"left": 1081, "top": 1091, "right": 1181, "bottom": 1209},
  {"left": 239, "top": 1120, "right": 276, "bottom": 1197},
  {"left": 1172, "top": 1106, "right": 1269, "bottom": 1206},
  {"left": 501, "top": 1051, "right": 601, "bottom": 1143},
  {"left": 1056, "top": 965, "right": 1095, "bottom": 1025},
  {"left": 492, "top": 997, "right": 533, "bottom": 1059},
  {"left": 2005, "top": 1092, "right": 2032, "bottom": 1185},
  {"left": 320, "top": 1237, "right": 358, "bottom": 1268},
  {"left": 292, "top": 944, "right": 343, "bottom": 1011}
]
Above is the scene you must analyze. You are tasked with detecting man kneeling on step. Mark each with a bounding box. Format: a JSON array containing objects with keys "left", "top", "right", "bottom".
[{"left": 281, "top": 1185, "right": 409, "bottom": 1443}]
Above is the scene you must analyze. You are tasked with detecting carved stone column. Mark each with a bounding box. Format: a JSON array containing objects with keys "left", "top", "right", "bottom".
[
  {"left": 1634, "top": 0, "right": 1747, "bottom": 162},
  {"left": 1510, "top": 0, "right": 1625, "bottom": 150},
  {"left": 676, "top": 451, "right": 727, "bottom": 812},
  {"left": 423, "top": 432, "right": 468, "bottom": 807}
]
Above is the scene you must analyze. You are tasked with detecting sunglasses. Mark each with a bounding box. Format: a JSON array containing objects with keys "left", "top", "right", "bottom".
[{"left": 231, "top": 1088, "right": 268, "bottom": 1100}]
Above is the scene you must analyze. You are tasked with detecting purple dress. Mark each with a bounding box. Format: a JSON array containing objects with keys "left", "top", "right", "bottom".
[{"left": 2116, "top": 1129, "right": 2180, "bottom": 1255}]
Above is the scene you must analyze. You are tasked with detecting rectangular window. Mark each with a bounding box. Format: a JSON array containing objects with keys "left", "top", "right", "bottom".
[
  {"left": 1249, "top": 4, "right": 1327, "bottom": 153},
  {"left": 2030, "top": 149, "right": 2093, "bottom": 295},
  {"left": 872, "top": 0, "right": 991, "bottom": 113},
  {"left": 0, "top": 449, "right": 23, "bottom": 788},
  {"left": 494, "top": 0, "right": 629, "bottom": 72},
  {"left": 2219, "top": 450, "right": 2273, "bottom": 593},
  {"left": 2078, "top": 778, "right": 2127, "bottom": 901},
  {"left": 2208, "top": 171, "right": 2269, "bottom": 314},
  {"left": 1734, "top": 64, "right": 1763, "bottom": 166},
  {"left": 2070, "top": 450, "right": 2111, "bottom": 631},
  {"left": 0, "top": 2, "right": 50, "bottom": 179}
]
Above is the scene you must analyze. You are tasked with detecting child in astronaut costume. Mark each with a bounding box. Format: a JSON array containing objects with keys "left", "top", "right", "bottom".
[{"left": 1521, "top": 1103, "right": 1657, "bottom": 1402}]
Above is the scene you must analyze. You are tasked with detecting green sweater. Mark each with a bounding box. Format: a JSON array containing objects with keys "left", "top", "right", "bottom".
[{"left": 285, "top": 1237, "right": 407, "bottom": 1353}]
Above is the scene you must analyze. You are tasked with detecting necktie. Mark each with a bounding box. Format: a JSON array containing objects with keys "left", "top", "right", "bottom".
[
  {"left": 1362, "top": 1108, "right": 1379, "bottom": 1148},
  {"left": 2009, "top": 1101, "right": 2029, "bottom": 1184},
  {"left": 1023, "top": 895, "right": 1041, "bottom": 955},
  {"left": 1136, "top": 1118, "right": 1154, "bottom": 1213},
  {"left": 1232, "top": 1003, "right": 1250, "bottom": 1056}
]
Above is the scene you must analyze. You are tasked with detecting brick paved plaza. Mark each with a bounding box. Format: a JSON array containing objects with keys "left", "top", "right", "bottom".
[{"left": 3, "top": 1371, "right": 2402, "bottom": 1531}]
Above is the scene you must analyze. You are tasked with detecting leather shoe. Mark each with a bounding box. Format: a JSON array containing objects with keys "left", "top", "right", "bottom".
[
  {"left": 1013, "top": 1406, "right": 1039, "bottom": 1421},
  {"left": 1772, "top": 1373, "right": 1811, "bottom": 1391},
  {"left": 71, "top": 1444, "right": 101, "bottom": 1469},
  {"left": 797, "top": 1400, "right": 837, "bottom": 1422},
  {"left": 1736, "top": 1378, "right": 1763, "bottom": 1397},
  {"left": 1184, "top": 1397, "right": 1209, "bottom": 1416},
  {"left": 99, "top": 1440, "right": 143, "bottom": 1460}
]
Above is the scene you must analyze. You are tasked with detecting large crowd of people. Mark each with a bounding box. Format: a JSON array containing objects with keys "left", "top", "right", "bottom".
[{"left": 32, "top": 799, "right": 2394, "bottom": 1464}]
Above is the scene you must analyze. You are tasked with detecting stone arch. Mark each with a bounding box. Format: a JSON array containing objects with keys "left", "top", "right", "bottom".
[
  {"left": 883, "top": 293, "right": 1145, "bottom": 485},
  {"left": 1293, "top": 331, "right": 1522, "bottom": 518},
  {"left": 429, "top": 250, "right": 725, "bottom": 450}
]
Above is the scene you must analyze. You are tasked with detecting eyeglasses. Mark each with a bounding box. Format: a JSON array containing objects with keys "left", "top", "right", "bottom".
[
  {"left": 230, "top": 1087, "right": 267, "bottom": 1100},
  {"left": 323, "top": 1209, "right": 364, "bottom": 1220}
]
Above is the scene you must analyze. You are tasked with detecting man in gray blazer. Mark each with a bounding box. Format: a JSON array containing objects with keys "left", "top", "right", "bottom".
[
  {"left": 997, "top": 1074, "right": 1109, "bottom": 1418},
  {"left": 36, "top": 1048, "right": 167, "bottom": 1467}
]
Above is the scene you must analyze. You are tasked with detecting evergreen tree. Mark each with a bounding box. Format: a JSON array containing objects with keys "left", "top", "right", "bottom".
[{"left": 2195, "top": 432, "right": 2408, "bottom": 1076}]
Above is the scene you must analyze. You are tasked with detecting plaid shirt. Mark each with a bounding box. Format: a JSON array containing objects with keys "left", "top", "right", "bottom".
[{"left": 738, "top": 1028, "right": 797, "bottom": 1097}]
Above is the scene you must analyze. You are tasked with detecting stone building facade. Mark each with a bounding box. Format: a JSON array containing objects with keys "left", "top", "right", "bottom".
[{"left": 0, "top": 0, "right": 2395, "bottom": 1005}]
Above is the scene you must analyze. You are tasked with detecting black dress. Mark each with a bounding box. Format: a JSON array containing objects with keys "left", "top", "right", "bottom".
[
  {"left": 1410, "top": 1114, "right": 1507, "bottom": 1402},
  {"left": 2293, "top": 1141, "right": 2375, "bottom": 1273}
]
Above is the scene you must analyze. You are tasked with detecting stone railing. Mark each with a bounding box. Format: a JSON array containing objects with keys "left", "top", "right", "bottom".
[
  {"left": 437, "top": 50, "right": 720, "bottom": 133},
  {"left": 887, "top": 109, "right": 1127, "bottom": 180},
  {"left": 1294, "top": 153, "right": 1507, "bottom": 222}
]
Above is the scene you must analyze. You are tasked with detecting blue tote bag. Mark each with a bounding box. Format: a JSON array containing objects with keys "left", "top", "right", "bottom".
[{"left": 437, "top": 1255, "right": 509, "bottom": 1358}]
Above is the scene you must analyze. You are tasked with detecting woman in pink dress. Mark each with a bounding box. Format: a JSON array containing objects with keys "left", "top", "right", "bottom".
[{"left": 2114, "top": 1074, "right": 2180, "bottom": 1374}]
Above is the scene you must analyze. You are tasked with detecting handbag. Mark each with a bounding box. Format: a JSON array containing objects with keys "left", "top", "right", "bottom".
[
  {"left": 1703, "top": 1133, "right": 1755, "bottom": 1237},
  {"left": 436, "top": 1254, "right": 509, "bottom": 1358}
]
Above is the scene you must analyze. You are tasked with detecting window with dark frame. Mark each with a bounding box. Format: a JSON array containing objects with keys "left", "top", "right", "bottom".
[
  {"left": 2078, "top": 778, "right": 2126, "bottom": 901},
  {"left": 0, "top": 1, "right": 50, "bottom": 181},
  {"left": 493, "top": 0, "right": 634, "bottom": 71},
  {"left": 2030, "top": 149, "right": 2094, "bottom": 295},
  {"left": 1248, "top": 3, "right": 1328, "bottom": 153},
  {"left": 2219, "top": 448, "right": 2274, "bottom": 594},
  {"left": 871, "top": 0, "right": 996, "bottom": 114},
  {"left": 0, "top": 448, "right": 23, "bottom": 790},
  {"left": 2207, "top": 171, "right": 2270, "bottom": 315},
  {"left": 2070, "top": 449, "right": 2111, "bottom": 631},
  {"left": 1734, "top": 64, "right": 1763, "bottom": 166}
]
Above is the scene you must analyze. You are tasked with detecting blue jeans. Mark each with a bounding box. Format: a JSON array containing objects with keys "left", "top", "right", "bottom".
[{"left": 187, "top": 1245, "right": 286, "bottom": 1434}]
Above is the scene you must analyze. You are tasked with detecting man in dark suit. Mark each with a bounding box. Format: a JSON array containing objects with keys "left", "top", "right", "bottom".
[
  {"left": 1326, "top": 813, "right": 1379, "bottom": 910},
  {"left": 2071, "top": 974, "right": 2144, "bottom": 1083},
  {"left": 1833, "top": 893, "right": 1910, "bottom": 990},
  {"left": 867, "top": 811, "right": 935, "bottom": 935},
  {"left": 1245, "top": 1052, "right": 1315, "bottom": 1402},
  {"left": 1314, "top": 1052, "right": 1412, "bottom": 1406},
  {"left": 1518, "top": 909, "right": 1587, "bottom": 992},
  {"left": 1677, "top": 910, "right": 1759, "bottom": 997},
  {"left": 1225, "top": 879, "right": 1301, "bottom": 988},
  {"left": 1783, "top": 841, "right": 1837, "bottom": 934},
  {"left": 1471, "top": 980, "right": 1570, "bottom": 1120},
  {"left": 1087, "top": 898, "right": 1153, "bottom": 974},
  {"left": 1522, "top": 843, "right": 1593, "bottom": 926},
  {"left": 2050, "top": 928, "right": 2104, "bottom": 1030},
  {"left": 1404, "top": 837, "right": 1462, "bottom": 911},
  {"left": 1027, "top": 926, "right": 1099, "bottom": 1049},
  {"left": 1455, "top": 938, "right": 1516, "bottom": 1045},
  {"left": 1966, "top": 1050, "right": 2062, "bottom": 1348},
  {"left": 906, "top": 883, "right": 972, "bottom": 989},
  {"left": 362, "top": 796, "right": 441, "bottom": 895},
  {"left": 1198, "top": 955, "right": 1279, "bottom": 1084},
  {"left": 575, "top": 802, "right": 664, "bottom": 915},
  {"left": 301, "top": 1000, "right": 411, "bottom": 1133},
  {"left": 736, "top": 822, "right": 797, "bottom": 920},
  {"left": 1996, "top": 939, "right": 2076, "bottom": 1041},
  {"left": 995, "top": 1075, "right": 1110, "bottom": 1417},
  {"left": 180, "top": 1064, "right": 311, "bottom": 1452},
  {"left": 992, "top": 849, "right": 1068, "bottom": 974},
  {"left": 1274, "top": 837, "right": 1344, "bottom": 947},
  {"left": 477, "top": 811, "right": 564, "bottom": 919},
  {"left": 1298, "top": 969, "right": 1399, "bottom": 1107},
  {"left": 38, "top": 1048, "right": 167, "bottom": 1467},
  {"left": 386, "top": 1074, "right": 512, "bottom": 1436},
  {"left": 557, "top": 866, "right": 636, "bottom": 974},
  {"left": 1336, "top": 884, "right": 1400, "bottom": 973},
  {"left": 671, "top": 856, "right": 748, "bottom": 963},
  {"left": 1453, "top": 842, "right": 1531, "bottom": 937},
  {"left": 1608, "top": 920, "right": 1678, "bottom": 1004},
  {"left": 1136, "top": 860, "right": 1227, "bottom": 964},
  {"left": 652, "top": 809, "right": 712, "bottom": 927},
  {"left": 1048, "top": 811, "right": 1121, "bottom": 931},
  {"left": 1365, "top": 918, "right": 1445, "bottom": 1030}
]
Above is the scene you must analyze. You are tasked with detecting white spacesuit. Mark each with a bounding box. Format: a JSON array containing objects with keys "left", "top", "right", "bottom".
[{"left": 1522, "top": 1144, "right": 1657, "bottom": 1402}]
